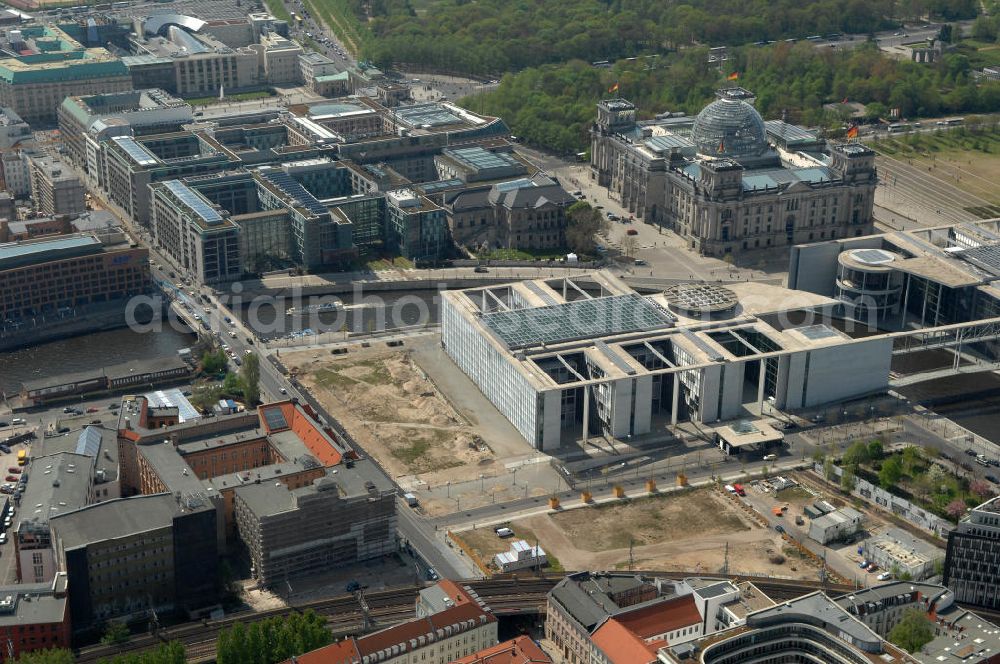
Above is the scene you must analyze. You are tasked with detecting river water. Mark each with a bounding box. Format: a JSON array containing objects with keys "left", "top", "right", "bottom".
[{"left": 0, "top": 326, "right": 196, "bottom": 397}]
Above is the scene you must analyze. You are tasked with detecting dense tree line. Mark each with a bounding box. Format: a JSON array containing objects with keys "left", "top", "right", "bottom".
[
  {"left": 464, "top": 42, "right": 1000, "bottom": 154},
  {"left": 353, "top": 0, "right": 977, "bottom": 74},
  {"left": 215, "top": 610, "right": 331, "bottom": 664},
  {"left": 9, "top": 643, "right": 185, "bottom": 664}
]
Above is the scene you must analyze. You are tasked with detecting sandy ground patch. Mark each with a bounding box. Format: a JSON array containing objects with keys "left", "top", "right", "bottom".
[
  {"left": 509, "top": 488, "right": 822, "bottom": 579},
  {"left": 453, "top": 523, "right": 563, "bottom": 574},
  {"left": 287, "top": 345, "right": 496, "bottom": 483}
]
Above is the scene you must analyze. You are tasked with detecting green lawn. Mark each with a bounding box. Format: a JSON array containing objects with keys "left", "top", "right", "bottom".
[
  {"left": 187, "top": 90, "right": 275, "bottom": 106},
  {"left": 478, "top": 247, "right": 571, "bottom": 261},
  {"left": 263, "top": 0, "right": 292, "bottom": 22},
  {"left": 954, "top": 39, "right": 1000, "bottom": 68}
]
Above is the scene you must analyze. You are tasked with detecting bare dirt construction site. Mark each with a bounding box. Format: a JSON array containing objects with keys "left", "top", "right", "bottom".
[
  {"left": 286, "top": 339, "right": 520, "bottom": 487},
  {"left": 502, "top": 487, "right": 822, "bottom": 579}
]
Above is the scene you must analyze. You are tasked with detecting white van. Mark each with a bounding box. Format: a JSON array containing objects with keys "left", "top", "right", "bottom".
[
  {"left": 11, "top": 418, "right": 25, "bottom": 426},
  {"left": 494, "top": 527, "right": 514, "bottom": 538}
]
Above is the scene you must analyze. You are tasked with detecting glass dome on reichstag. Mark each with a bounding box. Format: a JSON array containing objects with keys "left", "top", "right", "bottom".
[{"left": 690, "top": 97, "right": 768, "bottom": 160}]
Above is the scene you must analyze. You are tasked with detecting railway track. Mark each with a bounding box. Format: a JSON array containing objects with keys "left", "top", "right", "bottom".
[{"left": 72, "top": 574, "right": 993, "bottom": 663}]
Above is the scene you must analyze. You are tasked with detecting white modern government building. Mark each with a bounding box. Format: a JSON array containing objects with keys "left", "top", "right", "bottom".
[
  {"left": 443, "top": 216, "right": 1000, "bottom": 450},
  {"left": 441, "top": 271, "right": 891, "bottom": 449}
]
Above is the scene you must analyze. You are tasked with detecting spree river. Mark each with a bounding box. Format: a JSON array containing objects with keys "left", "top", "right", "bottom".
[{"left": 0, "top": 326, "right": 196, "bottom": 397}]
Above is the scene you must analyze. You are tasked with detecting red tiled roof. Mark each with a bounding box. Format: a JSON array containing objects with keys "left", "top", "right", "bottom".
[
  {"left": 615, "top": 596, "right": 701, "bottom": 639},
  {"left": 288, "top": 638, "right": 359, "bottom": 664},
  {"left": 358, "top": 601, "right": 494, "bottom": 656},
  {"left": 259, "top": 401, "right": 343, "bottom": 466},
  {"left": 285, "top": 598, "right": 495, "bottom": 664},
  {"left": 451, "top": 635, "right": 552, "bottom": 664},
  {"left": 591, "top": 619, "right": 657, "bottom": 664}
]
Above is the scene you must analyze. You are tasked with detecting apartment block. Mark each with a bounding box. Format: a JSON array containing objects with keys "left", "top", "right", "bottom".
[
  {"left": 945, "top": 495, "right": 1000, "bottom": 610},
  {"left": 27, "top": 153, "right": 86, "bottom": 216},
  {"left": 234, "top": 460, "right": 397, "bottom": 587}
]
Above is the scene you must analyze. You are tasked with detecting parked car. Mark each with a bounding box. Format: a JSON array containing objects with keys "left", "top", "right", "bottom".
[
  {"left": 859, "top": 560, "right": 870, "bottom": 569},
  {"left": 4, "top": 476, "right": 16, "bottom": 482},
  {"left": 966, "top": 448, "right": 979, "bottom": 456},
  {"left": 345, "top": 580, "right": 360, "bottom": 592},
  {"left": 0, "top": 422, "right": 7, "bottom": 428},
  {"left": 63, "top": 407, "right": 74, "bottom": 414},
  {"left": 8, "top": 468, "right": 21, "bottom": 474},
  {"left": 0, "top": 533, "right": 6, "bottom": 545},
  {"left": 90, "top": 419, "right": 102, "bottom": 425},
  {"left": 986, "top": 475, "right": 999, "bottom": 484},
  {"left": 0, "top": 487, "right": 12, "bottom": 495},
  {"left": 495, "top": 527, "right": 514, "bottom": 538},
  {"left": 774, "top": 524, "right": 785, "bottom": 533},
  {"left": 626, "top": 228, "right": 638, "bottom": 236},
  {"left": 86, "top": 407, "right": 98, "bottom": 413},
  {"left": 634, "top": 259, "right": 648, "bottom": 266},
  {"left": 57, "top": 426, "right": 70, "bottom": 434},
  {"left": 0, "top": 446, "right": 9, "bottom": 455},
  {"left": 474, "top": 266, "right": 489, "bottom": 273}
]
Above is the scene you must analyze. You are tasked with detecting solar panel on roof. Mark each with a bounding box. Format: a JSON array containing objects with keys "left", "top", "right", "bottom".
[
  {"left": 163, "top": 180, "right": 223, "bottom": 224},
  {"left": 494, "top": 178, "right": 534, "bottom": 192},
  {"left": 851, "top": 249, "right": 895, "bottom": 265},
  {"left": 796, "top": 324, "right": 840, "bottom": 340},
  {"left": 482, "top": 293, "right": 674, "bottom": 350},
  {"left": 681, "top": 329, "right": 724, "bottom": 362},
  {"left": 764, "top": 120, "right": 818, "bottom": 144},
  {"left": 114, "top": 136, "right": 158, "bottom": 166},
  {"left": 595, "top": 340, "right": 636, "bottom": 375},
  {"left": 262, "top": 171, "right": 329, "bottom": 217},
  {"left": 262, "top": 406, "right": 289, "bottom": 431},
  {"left": 523, "top": 281, "right": 559, "bottom": 306},
  {"left": 394, "top": 104, "right": 463, "bottom": 127},
  {"left": 961, "top": 244, "right": 1000, "bottom": 277}
]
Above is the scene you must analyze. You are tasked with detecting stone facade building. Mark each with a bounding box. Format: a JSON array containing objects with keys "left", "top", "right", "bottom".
[{"left": 590, "top": 88, "right": 877, "bottom": 259}]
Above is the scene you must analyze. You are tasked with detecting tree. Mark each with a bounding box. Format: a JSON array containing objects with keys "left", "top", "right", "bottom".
[
  {"left": 888, "top": 608, "right": 935, "bottom": 653},
  {"left": 565, "top": 202, "right": 607, "bottom": 255},
  {"left": 901, "top": 446, "right": 922, "bottom": 475},
  {"left": 621, "top": 235, "right": 639, "bottom": 259},
  {"left": 101, "top": 621, "right": 130, "bottom": 647},
  {"left": 946, "top": 498, "right": 968, "bottom": 521},
  {"left": 938, "top": 23, "right": 953, "bottom": 42},
  {"left": 970, "top": 479, "right": 994, "bottom": 500},
  {"left": 222, "top": 372, "right": 243, "bottom": 397},
  {"left": 217, "top": 611, "right": 331, "bottom": 664},
  {"left": 879, "top": 455, "right": 903, "bottom": 489},
  {"left": 824, "top": 457, "right": 837, "bottom": 481},
  {"left": 202, "top": 349, "right": 228, "bottom": 374},
  {"left": 96, "top": 642, "right": 187, "bottom": 664},
  {"left": 840, "top": 466, "right": 857, "bottom": 493},
  {"left": 240, "top": 353, "right": 261, "bottom": 406},
  {"left": 867, "top": 440, "right": 884, "bottom": 461},
  {"left": 12, "top": 650, "right": 76, "bottom": 664},
  {"left": 843, "top": 441, "right": 870, "bottom": 468}
]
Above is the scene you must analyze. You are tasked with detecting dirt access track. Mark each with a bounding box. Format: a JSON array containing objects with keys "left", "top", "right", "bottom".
[
  {"left": 286, "top": 339, "right": 522, "bottom": 486},
  {"left": 507, "top": 487, "right": 822, "bottom": 579}
]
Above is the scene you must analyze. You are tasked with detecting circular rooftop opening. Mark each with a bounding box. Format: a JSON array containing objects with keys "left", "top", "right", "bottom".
[{"left": 663, "top": 283, "right": 739, "bottom": 316}]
